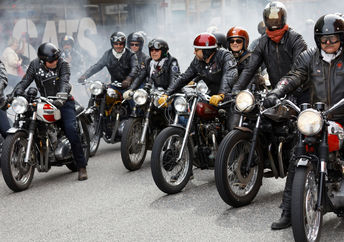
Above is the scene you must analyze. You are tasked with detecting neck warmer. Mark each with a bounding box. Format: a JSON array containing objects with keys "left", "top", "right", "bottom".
[
  {"left": 112, "top": 48, "right": 126, "bottom": 59},
  {"left": 321, "top": 47, "right": 342, "bottom": 63},
  {"left": 266, "top": 24, "right": 289, "bottom": 43}
]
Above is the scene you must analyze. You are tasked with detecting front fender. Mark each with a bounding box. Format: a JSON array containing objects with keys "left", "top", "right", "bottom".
[
  {"left": 296, "top": 157, "right": 311, "bottom": 167},
  {"left": 6, "top": 127, "right": 28, "bottom": 135},
  {"left": 170, "top": 124, "right": 186, "bottom": 130},
  {"left": 234, "top": 126, "right": 253, "bottom": 133}
]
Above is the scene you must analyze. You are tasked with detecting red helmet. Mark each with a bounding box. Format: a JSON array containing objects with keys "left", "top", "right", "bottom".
[
  {"left": 226, "top": 27, "right": 250, "bottom": 50},
  {"left": 193, "top": 33, "right": 217, "bottom": 49}
]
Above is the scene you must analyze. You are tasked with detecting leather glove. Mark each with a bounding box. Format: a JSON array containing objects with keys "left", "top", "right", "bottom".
[
  {"left": 187, "top": 81, "right": 195, "bottom": 86},
  {"left": 121, "top": 77, "right": 132, "bottom": 89},
  {"left": 209, "top": 94, "right": 224, "bottom": 107},
  {"left": 78, "top": 75, "right": 86, "bottom": 84},
  {"left": 263, "top": 93, "right": 279, "bottom": 108},
  {"left": 123, "top": 89, "right": 134, "bottom": 100},
  {"left": 158, "top": 94, "right": 169, "bottom": 107},
  {"left": 53, "top": 99, "right": 65, "bottom": 108}
]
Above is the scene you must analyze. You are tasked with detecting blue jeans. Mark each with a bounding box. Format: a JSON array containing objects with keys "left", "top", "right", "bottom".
[
  {"left": 0, "top": 110, "right": 10, "bottom": 138},
  {"left": 60, "top": 100, "right": 87, "bottom": 169}
]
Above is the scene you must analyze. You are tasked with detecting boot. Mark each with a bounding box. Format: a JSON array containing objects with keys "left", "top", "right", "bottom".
[
  {"left": 271, "top": 210, "right": 291, "bottom": 230},
  {"left": 78, "top": 168, "right": 88, "bottom": 181}
]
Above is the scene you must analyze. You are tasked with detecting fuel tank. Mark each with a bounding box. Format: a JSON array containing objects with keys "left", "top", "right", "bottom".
[{"left": 196, "top": 102, "right": 218, "bottom": 121}]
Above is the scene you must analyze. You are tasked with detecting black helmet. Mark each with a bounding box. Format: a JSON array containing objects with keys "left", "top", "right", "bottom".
[
  {"left": 37, "top": 42, "right": 61, "bottom": 63},
  {"left": 61, "top": 35, "right": 74, "bottom": 48},
  {"left": 314, "top": 14, "right": 344, "bottom": 49},
  {"left": 148, "top": 38, "right": 169, "bottom": 59},
  {"left": 213, "top": 32, "right": 228, "bottom": 49},
  {"left": 110, "top": 32, "right": 126, "bottom": 47},
  {"left": 127, "top": 32, "right": 145, "bottom": 50},
  {"left": 257, "top": 21, "right": 266, "bottom": 35},
  {"left": 263, "top": 1, "right": 287, "bottom": 31}
]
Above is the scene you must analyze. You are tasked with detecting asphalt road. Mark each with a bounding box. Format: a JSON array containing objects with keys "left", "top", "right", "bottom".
[{"left": 1, "top": 141, "right": 344, "bottom": 241}]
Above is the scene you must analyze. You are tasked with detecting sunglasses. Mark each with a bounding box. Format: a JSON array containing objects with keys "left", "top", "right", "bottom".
[
  {"left": 320, "top": 35, "right": 340, "bottom": 44},
  {"left": 130, "top": 43, "right": 140, "bottom": 47},
  {"left": 229, "top": 38, "right": 243, "bottom": 44}
]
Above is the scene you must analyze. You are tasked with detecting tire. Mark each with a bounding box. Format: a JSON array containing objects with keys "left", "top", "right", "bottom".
[
  {"left": 121, "top": 118, "right": 147, "bottom": 171},
  {"left": 214, "top": 130, "right": 263, "bottom": 207},
  {"left": 151, "top": 127, "right": 193, "bottom": 194},
  {"left": 292, "top": 166, "right": 322, "bottom": 242},
  {"left": 1, "top": 132, "right": 35, "bottom": 192},
  {"left": 88, "top": 108, "right": 101, "bottom": 157}
]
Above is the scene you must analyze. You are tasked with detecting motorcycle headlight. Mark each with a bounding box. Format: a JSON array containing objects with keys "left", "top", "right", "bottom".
[
  {"left": 12, "top": 96, "right": 28, "bottom": 114},
  {"left": 89, "top": 81, "right": 103, "bottom": 96},
  {"left": 297, "top": 109, "right": 323, "bottom": 136},
  {"left": 235, "top": 90, "right": 255, "bottom": 112},
  {"left": 133, "top": 89, "right": 148, "bottom": 105},
  {"left": 174, "top": 97, "right": 188, "bottom": 112},
  {"left": 106, "top": 88, "right": 118, "bottom": 99},
  {"left": 196, "top": 80, "right": 209, "bottom": 94}
]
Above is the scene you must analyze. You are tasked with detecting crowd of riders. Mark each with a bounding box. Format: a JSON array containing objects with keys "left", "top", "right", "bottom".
[{"left": 1, "top": 0, "right": 344, "bottom": 235}]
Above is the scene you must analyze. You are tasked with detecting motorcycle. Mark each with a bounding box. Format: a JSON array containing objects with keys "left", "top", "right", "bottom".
[
  {"left": 121, "top": 82, "right": 175, "bottom": 171},
  {"left": 214, "top": 87, "right": 300, "bottom": 207},
  {"left": 0, "top": 87, "right": 90, "bottom": 192},
  {"left": 85, "top": 80, "right": 130, "bottom": 156},
  {"left": 291, "top": 99, "right": 344, "bottom": 242},
  {"left": 150, "top": 81, "right": 231, "bottom": 194}
]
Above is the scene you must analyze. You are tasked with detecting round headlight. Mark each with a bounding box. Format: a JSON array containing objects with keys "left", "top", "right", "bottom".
[
  {"left": 235, "top": 90, "right": 255, "bottom": 112},
  {"left": 89, "top": 81, "right": 103, "bottom": 96},
  {"left": 133, "top": 89, "right": 148, "bottom": 105},
  {"left": 174, "top": 97, "right": 188, "bottom": 112},
  {"left": 196, "top": 80, "right": 209, "bottom": 94},
  {"left": 297, "top": 109, "right": 323, "bottom": 136},
  {"left": 106, "top": 88, "right": 118, "bottom": 99},
  {"left": 12, "top": 96, "right": 28, "bottom": 114}
]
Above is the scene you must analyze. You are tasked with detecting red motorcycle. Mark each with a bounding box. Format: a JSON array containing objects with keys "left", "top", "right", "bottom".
[{"left": 150, "top": 81, "right": 231, "bottom": 194}]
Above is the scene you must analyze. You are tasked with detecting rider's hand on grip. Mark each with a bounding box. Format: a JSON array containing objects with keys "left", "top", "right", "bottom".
[
  {"left": 123, "top": 89, "right": 134, "bottom": 100},
  {"left": 78, "top": 75, "right": 86, "bottom": 84},
  {"left": 209, "top": 94, "right": 224, "bottom": 106},
  {"left": 158, "top": 94, "right": 169, "bottom": 108},
  {"left": 263, "top": 93, "right": 279, "bottom": 108}
]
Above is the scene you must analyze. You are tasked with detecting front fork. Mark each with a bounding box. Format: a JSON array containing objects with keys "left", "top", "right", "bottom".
[
  {"left": 139, "top": 101, "right": 152, "bottom": 144},
  {"left": 317, "top": 127, "right": 328, "bottom": 210},
  {"left": 245, "top": 114, "right": 261, "bottom": 174},
  {"left": 24, "top": 112, "right": 37, "bottom": 164},
  {"left": 176, "top": 98, "right": 198, "bottom": 162}
]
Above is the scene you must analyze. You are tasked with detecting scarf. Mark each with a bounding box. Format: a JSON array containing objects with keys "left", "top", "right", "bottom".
[
  {"left": 266, "top": 24, "right": 289, "bottom": 43},
  {"left": 321, "top": 47, "right": 342, "bottom": 63},
  {"left": 149, "top": 57, "right": 167, "bottom": 77},
  {"left": 112, "top": 48, "right": 126, "bottom": 59}
]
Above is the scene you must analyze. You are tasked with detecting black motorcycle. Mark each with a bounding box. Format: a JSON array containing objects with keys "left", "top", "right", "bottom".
[
  {"left": 85, "top": 80, "right": 130, "bottom": 156},
  {"left": 0, "top": 87, "right": 90, "bottom": 192},
  {"left": 215, "top": 88, "right": 300, "bottom": 207},
  {"left": 121, "top": 83, "right": 174, "bottom": 171}
]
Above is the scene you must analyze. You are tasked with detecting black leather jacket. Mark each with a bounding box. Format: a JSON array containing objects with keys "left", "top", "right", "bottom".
[
  {"left": 233, "top": 29, "right": 307, "bottom": 91},
  {"left": 0, "top": 60, "right": 8, "bottom": 92},
  {"left": 130, "top": 53, "right": 180, "bottom": 90},
  {"left": 13, "top": 58, "right": 71, "bottom": 97},
  {"left": 82, "top": 48, "right": 138, "bottom": 83},
  {"left": 272, "top": 48, "right": 344, "bottom": 119},
  {"left": 166, "top": 48, "right": 237, "bottom": 95},
  {"left": 136, "top": 51, "right": 149, "bottom": 68}
]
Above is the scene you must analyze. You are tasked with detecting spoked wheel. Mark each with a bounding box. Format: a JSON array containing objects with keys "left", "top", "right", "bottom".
[
  {"left": 151, "top": 127, "right": 193, "bottom": 194},
  {"left": 1, "top": 132, "right": 35, "bottom": 192},
  {"left": 292, "top": 165, "right": 322, "bottom": 242},
  {"left": 215, "top": 130, "right": 263, "bottom": 207},
  {"left": 121, "top": 118, "right": 147, "bottom": 171},
  {"left": 88, "top": 108, "right": 101, "bottom": 157}
]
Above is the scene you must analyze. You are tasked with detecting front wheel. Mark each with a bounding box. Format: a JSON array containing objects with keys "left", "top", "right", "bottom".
[
  {"left": 121, "top": 118, "right": 147, "bottom": 171},
  {"left": 88, "top": 108, "right": 101, "bottom": 157},
  {"left": 151, "top": 127, "right": 193, "bottom": 194},
  {"left": 292, "top": 166, "right": 322, "bottom": 242},
  {"left": 214, "top": 130, "right": 263, "bottom": 207},
  {"left": 1, "top": 131, "right": 35, "bottom": 192}
]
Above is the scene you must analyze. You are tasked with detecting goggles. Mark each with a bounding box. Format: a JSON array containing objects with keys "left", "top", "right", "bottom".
[
  {"left": 148, "top": 41, "right": 162, "bottom": 49},
  {"left": 320, "top": 35, "right": 340, "bottom": 44},
  {"left": 111, "top": 35, "right": 125, "bottom": 43}
]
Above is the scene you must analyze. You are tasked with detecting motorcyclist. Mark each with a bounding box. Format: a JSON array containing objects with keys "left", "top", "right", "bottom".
[
  {"left": 78, "top": 32, "right": 139, "bottom": 90},
  {"left": 10, "top": 43, "right": 88, "bottom": 181},
  {"left": 60, "top": 35, "right": 85, "bottom": 77},
  {"left": 264, "top": 14, "right": 344, "bottom": 230},
  {"left": 158, "top": 32, "right": 238, "bottom": 107},
  {"left": 0, "top": 60, "right": 10, "bottom": 138},
  {"left": 123, "top": 38, "right": 180, "bottom": 98},
  {"left": 231, "top": 1, "right": 308, "bottom": 105},
  {"left": 127, "top": 32, "right": 149, "bottom": 70}
]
